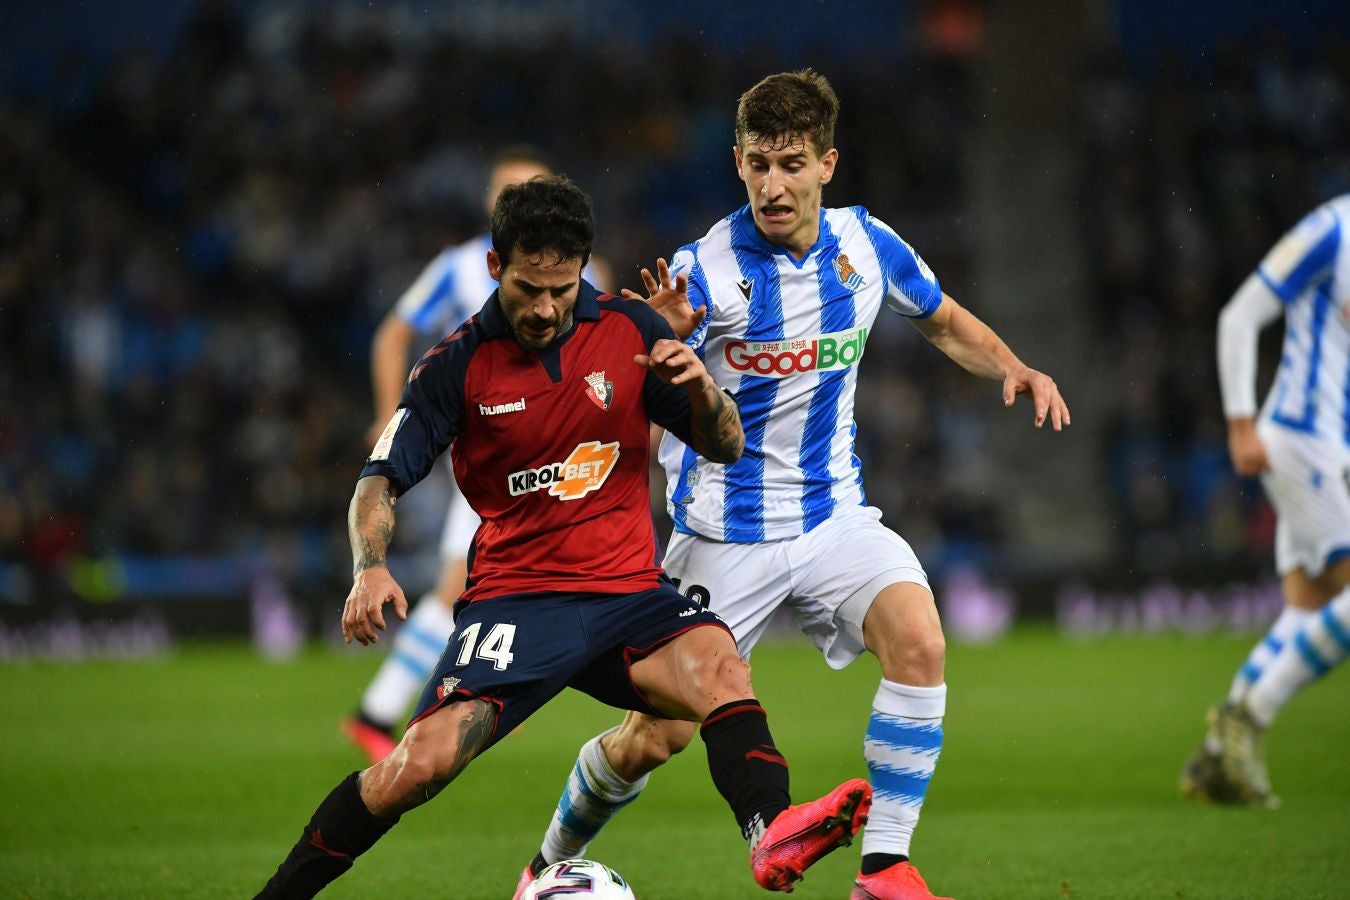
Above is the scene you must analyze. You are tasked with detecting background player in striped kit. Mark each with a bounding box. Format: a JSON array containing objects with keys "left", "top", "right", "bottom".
[
  {"left": 514, "top": 70, "right": 1069, "bottom": 900},
  {"left": 1181, "top": 195, "right": 1350, "bottom": 809},
  {"left": 343, "top": 147, "right": 610, "bottom": 761}
]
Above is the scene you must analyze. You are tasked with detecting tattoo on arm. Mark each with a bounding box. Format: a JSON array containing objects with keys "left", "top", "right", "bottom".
[
  {"left": 692, "top": 388, "right": 744, "bottom": 464},
  {"left": 349, "top": 476, "right": 397, "bottom": 576}
]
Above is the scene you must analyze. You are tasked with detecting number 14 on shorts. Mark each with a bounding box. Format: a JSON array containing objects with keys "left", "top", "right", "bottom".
[{"left": 455, "top": 621, "right": 517, "bottom": 670}]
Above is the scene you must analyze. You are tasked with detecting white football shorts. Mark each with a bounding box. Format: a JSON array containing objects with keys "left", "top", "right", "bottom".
[
  {"left": 1258, "top": 421, "right": 1350, "bottom": 577},
  {"left": 662, "top": 504, "right": 929, "bottom": 669},
  {"left": 437, "top": 483, "right": 480, "bottom": 562}
]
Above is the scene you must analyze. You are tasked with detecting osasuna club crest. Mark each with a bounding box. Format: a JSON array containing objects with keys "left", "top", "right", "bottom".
[{"left": 584, "top": 370, "right": 613, "bottom": 410}]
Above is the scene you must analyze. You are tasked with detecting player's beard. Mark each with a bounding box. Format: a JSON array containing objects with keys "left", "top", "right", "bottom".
[{"left": 510, "top": 310, "right": 572, "bottom": 351}]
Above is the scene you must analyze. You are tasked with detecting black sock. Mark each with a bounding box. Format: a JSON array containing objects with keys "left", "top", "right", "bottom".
[
  {"left": 528, "top": 851, "right": 549, "bottom": 878},
  {"left": 700, "top": 700, "right": 790, "bottom": 848},
  {"left": 860, "top": 853, "right": 908, "bottom": 875},
  {"left": 255, "top": 772, "right": 400, "bottom": 900}
]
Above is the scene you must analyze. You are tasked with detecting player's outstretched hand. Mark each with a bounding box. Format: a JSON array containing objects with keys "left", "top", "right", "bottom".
[
  {"left": 1003, "top": 366, "right": 1070, "bottom": 431},
  {"left": 621, "top": 257, "right": 705, "bottom": 341},
  {"left": 634, "top": 338, "right": 712, "bottom": 390},
  {"left": 342, "top": 566, "right": 409, "bottom": 645}
]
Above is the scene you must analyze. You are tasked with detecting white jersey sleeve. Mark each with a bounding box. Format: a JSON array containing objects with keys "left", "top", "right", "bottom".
[
  {"left": 1258, "top": 202, "right": 1341, "bottom": 303},
  {"left": 858, "top": 212, "right": 942, "bottom": 318},
  {"left": 392, "top": 235, "right": 495, "bottom": 338},
  {"left": 1216, "top": 273, "right": 1284, "bottom": 419}
]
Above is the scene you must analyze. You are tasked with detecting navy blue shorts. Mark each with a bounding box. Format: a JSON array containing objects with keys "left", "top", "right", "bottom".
[{"left": 407, "top": 581, "right": 728, "bottom": 751}]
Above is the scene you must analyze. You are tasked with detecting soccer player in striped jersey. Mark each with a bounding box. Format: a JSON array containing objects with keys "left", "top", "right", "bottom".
[
  {"left": 515, "top": 70, "right": 1069, "bottom": 900},
  {"left": 1181, "top": 195, "right": 1350, "bottom": 809},
  {"left": 343, "top": 147, "right": 610, "bottom": 762}
]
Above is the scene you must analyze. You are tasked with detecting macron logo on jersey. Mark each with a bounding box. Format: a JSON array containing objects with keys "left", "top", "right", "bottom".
[
  {"left": 480, "top": 397, "right": 526, "bottom": 416},
  {"left": 508, "top": 440, "right": 621, "bottom": 501},
  {"left": 725, "top": 324, "right": 870, "bottom": 378}
]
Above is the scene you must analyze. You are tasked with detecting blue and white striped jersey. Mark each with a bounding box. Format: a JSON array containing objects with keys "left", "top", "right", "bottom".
[
  {"left": 660, "top": 204, "right": 942, "bottom": 542},
  {"left": 394, "top": 234, "right": 497, "bottom": 339},
  {"left": 1259, "top": 195, "right": 1350, "bottom": 444},
  {"left": 394, "top": 233, "right": 607, "bottom": 339}
]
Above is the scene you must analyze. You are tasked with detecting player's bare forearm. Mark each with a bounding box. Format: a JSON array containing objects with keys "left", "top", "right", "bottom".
[
  {"left": 914, "top": 294, "right": 1022, "bottom": 381},
  {"left": 913, "top": 293, "right": 1070, "bottom": 430},
  {"left": 349, "top": 474, "right": 398, "bottom": 576},
  {"left": 636, "top": 338, "right": 744, "bottom": 462},
  {"left": 689, "top": 380, "right": 744, "bottom": 464}
]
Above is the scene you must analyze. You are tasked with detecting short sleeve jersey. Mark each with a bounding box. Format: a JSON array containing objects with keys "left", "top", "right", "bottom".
[
  {"left": 1257, "top": 194, "right": 1350, "bottom": 444},
  {"left": 659, "top": 205, "right": 942, "bottom": 543},
  {"left": 363, "top": 282, "right": 700, "bottom": 603}
]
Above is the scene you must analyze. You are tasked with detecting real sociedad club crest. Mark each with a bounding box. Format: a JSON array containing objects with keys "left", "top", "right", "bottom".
[
  {"left": 584, "top": 371, "right": 613, "bottom": 411},
  {"left": 834, "top": 253, "right": 864, "bottom": 291}
]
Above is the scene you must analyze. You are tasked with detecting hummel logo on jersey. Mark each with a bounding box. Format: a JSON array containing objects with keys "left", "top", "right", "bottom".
[
  {"left": 725, "top": 324, "right": 870, "bottom": 378},
  {"left": 736, "top": 278, "right": 753, "bottom": 301},
  {"left": 508, "top": 440, "right": 621, "bottom": 500},
  {"left": 479, "top": 397, "right": 526, "bottom": 416},
  {"left": 679, "top": 607, "right": 698, "bottom": 617},
  {"left": 584, "top": 371, "right": 613, "bottom": 411}
]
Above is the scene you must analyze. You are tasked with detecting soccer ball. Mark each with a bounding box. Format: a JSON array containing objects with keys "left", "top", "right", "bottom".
[{"left": 519, "top": 858, "right": 636, "bottom": 898}]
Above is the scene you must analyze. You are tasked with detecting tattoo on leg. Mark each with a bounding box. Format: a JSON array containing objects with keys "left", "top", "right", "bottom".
[{"left": 447, "top": 701, "right": 498, "bottom": 782}]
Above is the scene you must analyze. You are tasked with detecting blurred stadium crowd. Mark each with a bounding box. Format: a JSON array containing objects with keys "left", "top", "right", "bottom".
[{"left": 1, "top": 1, "right": 1348, "bottom": 623}]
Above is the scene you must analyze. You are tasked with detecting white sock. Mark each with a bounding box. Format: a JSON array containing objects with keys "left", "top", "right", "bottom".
[
  {"left": 358, "top": 594, "right": 456, "bottom": 727},
  {"left": 1224, "top": 606, "right": 1314, "bottom": 705},
  {"left": 862, "top": 680, "right": 945, "bottom": 859},
  {"left": 1246, "top": 589, "right": 1350, "bottom": 727},
  {"left": 540, "top": 728, "right": 649, "bottom": 864}
]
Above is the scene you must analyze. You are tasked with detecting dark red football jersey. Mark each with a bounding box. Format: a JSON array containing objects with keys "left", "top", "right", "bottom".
[{"left": 361, "top": 282, "right": 707, "bottom": 603}]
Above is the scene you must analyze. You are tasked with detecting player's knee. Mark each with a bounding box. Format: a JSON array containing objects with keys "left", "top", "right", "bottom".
[
  {"left": 691, "top": 651, "right": 753, "bottom": 698},
  {"left": 875, "top": 628, "right": 945, "bottom": 684},
  {"left": 911, "top": 632, "right": 947, "bottom": 671}
]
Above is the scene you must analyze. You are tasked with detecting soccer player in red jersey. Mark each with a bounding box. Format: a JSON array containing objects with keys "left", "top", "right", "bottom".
[
  {"left": 342, "top": 146, "right": 614, "bottom": 764},
  {"left": 254, "top": 175, "right": 870, "bottom": 898}
]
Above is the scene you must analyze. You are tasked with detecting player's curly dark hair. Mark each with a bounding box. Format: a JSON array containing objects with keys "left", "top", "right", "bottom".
[
  {"left": 735, "top": 68, "right": 839, "bottom": 156},
  {"left": 491, "top": 174, "right": 594, "bottom": 268}
]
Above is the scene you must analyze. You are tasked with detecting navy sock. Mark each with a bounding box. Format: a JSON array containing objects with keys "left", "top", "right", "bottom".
[
  {"left": 701, "top": 699, "right": 790, "bottom": 847},
  {"left": 255, "top": 772, "right": 400, "bottom": 899}
]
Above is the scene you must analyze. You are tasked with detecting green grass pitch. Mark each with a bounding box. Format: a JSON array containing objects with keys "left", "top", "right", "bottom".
[{"left": 2, "top": 627, "right": 1347, "bottom": 898}]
